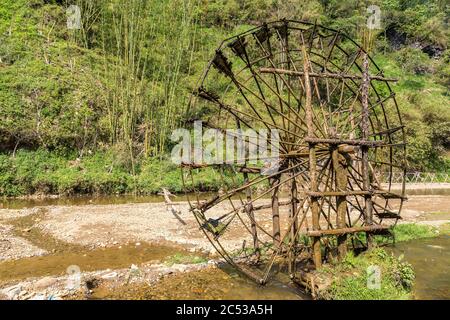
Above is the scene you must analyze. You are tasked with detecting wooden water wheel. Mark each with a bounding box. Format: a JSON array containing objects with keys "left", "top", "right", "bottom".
[{"left": 182, "top": 20, "right": 406, "bottom": 285}]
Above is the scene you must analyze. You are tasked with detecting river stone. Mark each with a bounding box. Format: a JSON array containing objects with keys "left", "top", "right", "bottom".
[
  {"left": 172, "top": 264, "right": 187, "bottom": 272},
  {"left": 30, "top": 294, "right": 46, "bottom": 300},
  {"left": 34, "top": 276, "right": 58, "bottom": 289},
  {"left": 101, "top": 272, "right": 118, "bottom": 280},
  {"left": 2, "top": 284, "right": 22, "bottom": 299}
]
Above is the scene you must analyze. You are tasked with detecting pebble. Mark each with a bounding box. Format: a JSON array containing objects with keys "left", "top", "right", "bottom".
[
  {"left": 101, "top": 272, "right": 118, "bottom": 280},
  {"left": 19, "top": 290, "right": 28, "bottom": 297},
  {"left": 34, "top": 276, "right": 58, "bottom": 289},
  {"left": 30, "top": 293, "right": 46, "bottom": 300},
  {"left": 130, "top": 264, "right": 139, "bottom": 271},
  {"left": 21, "top": 292, "right": 35, "bottom": 300},
  {"left": 427, "top": 245, "right": 444, "bottom": 249},
  {"left": 172, "top": 264, "right": 187, "bottom": 272},
  {"left": 207, "top": 260, "right": 217, "bottom": 266},
  {"left": 2, "top": 284, "right": 22, "bottom": 299}
]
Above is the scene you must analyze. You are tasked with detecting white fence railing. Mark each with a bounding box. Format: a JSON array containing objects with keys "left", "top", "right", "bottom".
[{"left": 379, "top": 172, "right": 450, "bottom": 184}]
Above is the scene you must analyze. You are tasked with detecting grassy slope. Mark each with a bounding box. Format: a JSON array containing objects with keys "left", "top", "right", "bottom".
[
  {"left": 0, "top": 149, "right": 236, "bottom": 196},
  {"left": 374, "top": 52, "right": 450, "bottom": 171},
  {"left": 0, "top": 1, "right": 448, "bottom": 196}
]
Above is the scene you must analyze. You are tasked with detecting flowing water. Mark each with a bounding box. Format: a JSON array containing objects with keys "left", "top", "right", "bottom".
[
  {"left": 87, "top": 236, "right": 450, "bottom": 300},
  {"left": 2, "top": 187, "right": 449, "bottom": 210},
  {"left": 0, "top": 243, "right": 188, "bottom": 284},
  {"left": 0, "top": 194, "right": 211, "bottom": 210},
  {"left": 389, "top": 235, "right": 450, "bottom": 300},
  {"left": 1, "top": 191, "right": 449, "bottom": 299},
  {"left": 89, "top": 265, "right": 307, "bottom": 300},
  {"left": 0, "top": 210, "right": 307, "bottom": 300}
]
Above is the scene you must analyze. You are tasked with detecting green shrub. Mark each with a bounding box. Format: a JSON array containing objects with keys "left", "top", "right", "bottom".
[
  {"left": 319, "top": 248, "right": 415, "bottom": 300},
  {"left": 391, "top": 223, "right": 438, "bottom": 242},
  {"left": 394, "top": 47, "right": 433, "bottom": 75}
]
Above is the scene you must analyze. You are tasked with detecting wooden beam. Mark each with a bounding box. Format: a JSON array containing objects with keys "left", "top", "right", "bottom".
[
  {"left": 259, "top": 67, "right": 398, "bottom": 82},
  {"left": 332, "top": 148, "right": 348, "bottom": 260},
  {"left": 361, "top": 53, "right": 374, "bottom": 250},
  {"left": 307, "top": 225, "right": 389, "bottom": 237},
  {"left": 305, "top": 137, "right": 384, "bottom": 147},
  {"left": 270, "top": 175, "right": 281, "bottom": 246},
  {"left": 302, "top": 44, "right": 322, "bottom": 269},
  {"left": 308, "top": 190, "right": 371, "bottom": 197}
]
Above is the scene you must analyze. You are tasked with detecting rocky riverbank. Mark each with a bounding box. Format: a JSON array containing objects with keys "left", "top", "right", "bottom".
[{"left": 0, "top": 194, "right": 448, "bottom": 300}]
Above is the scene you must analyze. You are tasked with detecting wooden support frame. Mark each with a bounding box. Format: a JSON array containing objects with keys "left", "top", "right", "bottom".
[
  {"left": 307, "top": 225, "right": 389, "bottom": 237},
  {"left": 303, "top": 44, "right": 322, "bottom": 269},
  {"left": 184, "top": 20, "right": 407, "bottom": 288}
]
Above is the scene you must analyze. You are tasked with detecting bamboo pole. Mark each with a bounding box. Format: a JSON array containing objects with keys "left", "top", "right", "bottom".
[
  {"left": 332, "top": 148, "right": 348, "bottom": 260},
  {"left": 259, "top": 67, "right": 398, "bottom": 82},
  {"left": 289, "top": 169, "right": 298, "bottom": 274},
  {"left": 361, "top": 53, "right": 374, "bottom": 249},
  {"left": 270, "top": 175, "right": 281, "bottom": 247},
  {"left": 302, "top": 45, "right": 322, "bottom": 269}
]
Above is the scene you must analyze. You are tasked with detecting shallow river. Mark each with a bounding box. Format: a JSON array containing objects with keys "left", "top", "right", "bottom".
[
  {"left": 90, "top": 264, "right": 308, "bottom": 300},
  {"left": 0, "top": 191, "right": 449, "bottom": 300},
  {"left": 2, "top": 187, "right": 449, "bottom": 210},
  {"left": 389, "top": 235, "right": 450, "bottom": 300}
]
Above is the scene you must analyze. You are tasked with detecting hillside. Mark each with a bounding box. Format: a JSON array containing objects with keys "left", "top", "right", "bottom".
[{"left": 0, "top": 0, "right": 448, "bottom": 196}]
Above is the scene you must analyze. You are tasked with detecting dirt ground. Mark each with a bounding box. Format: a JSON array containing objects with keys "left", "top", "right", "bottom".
[
  {"left": 0, "top": 194, "right": 449, "bottom": 261},
  {"left": 0, "top": 191, "right": 448, "bottom": 300}
]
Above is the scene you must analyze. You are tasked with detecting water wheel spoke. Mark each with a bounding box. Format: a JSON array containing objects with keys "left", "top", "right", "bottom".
[{"left": 185, "top": 20, "right": 406, "bottom": 287}]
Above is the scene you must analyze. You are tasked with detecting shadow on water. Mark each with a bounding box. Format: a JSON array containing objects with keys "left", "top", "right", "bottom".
[
  {"left": 389, "top": 235, "right": 450, "bottom": 300},
  {"left": 212, "top": 263, "right": 309, "bottom": 300}
]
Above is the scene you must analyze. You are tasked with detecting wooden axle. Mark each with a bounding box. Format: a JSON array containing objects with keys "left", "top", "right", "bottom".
[
  {"left": 304, "top": 137, "right": 384, "bottom": 147},
  {"left": 308, "top": 190, "right": 371, "bottom": 197},
  {"left": 306, "top": 190, "right": 404, "bottom": 199},
  {"left": 252, "top": 200, "right": 291, "bottom": 211}
]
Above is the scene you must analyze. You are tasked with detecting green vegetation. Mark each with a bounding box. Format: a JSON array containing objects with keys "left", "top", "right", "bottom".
[
  {"left": 351, "top": 223, "right": 442, "bottom": 246},
  {"left": 0, "top": 148, "right": 232, "bottom": 196},
  {"left": 390, "top": 223, "right": 440, "bottom": 242},
  {"left": 0, "top": 0, "right": 449, "bottom": 196},
  {"left": 164, "top": 253, "right": 208, "bottom": 266},
  {"left": 318, "top": 223, "right": 449, "bottom": 300},
  {"left": 319, "top": 248, "right": 414, "bottom": 300}
]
